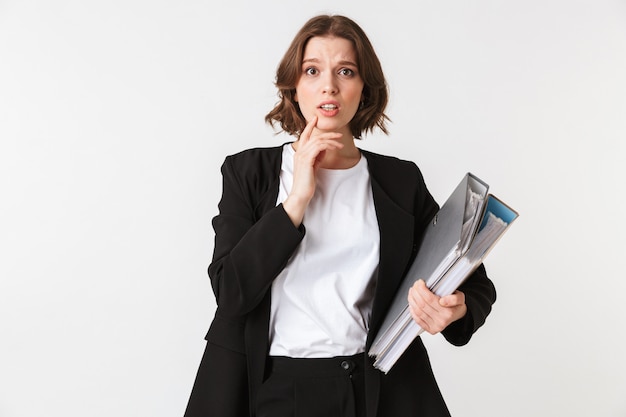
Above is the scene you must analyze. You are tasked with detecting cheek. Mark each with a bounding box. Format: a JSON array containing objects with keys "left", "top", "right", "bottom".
[
  {"left": 293, "top": 91, "right": 307, "bottom": 111},
  {"left": 296, "top": 99, "right": 312, "bottom": 117},
  {"left": 346, "top": 89, "right": 364, "bottom": 112},
  {"left": 295, "top": 98, "right": 314, "bottom": 123},
  {"left": 296, "top": 88, "right": 317, "bottom": 112},
  {"left": 347, "top": 83, "right": 364, "bottom": 105}
]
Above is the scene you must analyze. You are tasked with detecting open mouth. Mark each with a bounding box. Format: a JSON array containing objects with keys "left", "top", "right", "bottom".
[{"left": 320, "top": 104, "right": 338, "bottom": 111}]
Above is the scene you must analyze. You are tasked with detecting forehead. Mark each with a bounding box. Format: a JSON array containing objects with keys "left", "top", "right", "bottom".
[{"left": 302, "top": 36, "right": 358, "bottom": 63}]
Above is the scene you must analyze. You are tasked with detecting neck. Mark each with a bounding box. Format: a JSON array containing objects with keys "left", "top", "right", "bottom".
[
  {"left": 292, "top": 131, "right": 361, "bottom": 170},
  {"left": 318, "top": 145, "right": 361, "bottom": 169}
]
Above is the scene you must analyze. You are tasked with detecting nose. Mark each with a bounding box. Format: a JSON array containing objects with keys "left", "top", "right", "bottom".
[{"left": 321, "top": 72, "right": 338, "bottom": 95}]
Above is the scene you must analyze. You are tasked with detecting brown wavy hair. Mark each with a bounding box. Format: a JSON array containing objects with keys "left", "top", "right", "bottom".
[{"left": 265, "top": 15, "right": 389, "bottom": 139}]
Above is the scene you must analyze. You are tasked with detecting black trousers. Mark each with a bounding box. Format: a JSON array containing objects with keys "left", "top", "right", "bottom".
[{"left": 255, "top": 353, "right": 367, "bottom": 417}]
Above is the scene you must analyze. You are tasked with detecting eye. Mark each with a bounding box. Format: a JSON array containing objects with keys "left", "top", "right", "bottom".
[
  {"left": 304, "top": 67, "right": 318, "bottom": 76},
  {"left": 339, "top": 68, "right": 356, "bottom": 77}
]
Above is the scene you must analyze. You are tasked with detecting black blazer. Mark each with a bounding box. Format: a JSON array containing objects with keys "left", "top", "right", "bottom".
[{"left": 184, "top": 144, "right": 496, "bottom": 417}]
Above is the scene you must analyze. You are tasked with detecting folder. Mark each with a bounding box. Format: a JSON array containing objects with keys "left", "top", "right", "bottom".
[{"left": 368, "top": 173, "right": 518, "bottom": 373}]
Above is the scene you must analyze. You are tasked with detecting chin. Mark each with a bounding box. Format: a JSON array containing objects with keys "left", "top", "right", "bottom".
[{"left": 316, "top": 120, "right": 348, "bottom": 133}]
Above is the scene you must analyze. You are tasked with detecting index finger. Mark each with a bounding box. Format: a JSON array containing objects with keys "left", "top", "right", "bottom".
[
  {"left": 412, "top": 279, "right": 439, "bottom": 303},
  {"left": 299, "top": 116, "right": 318, "bottom": 142}
]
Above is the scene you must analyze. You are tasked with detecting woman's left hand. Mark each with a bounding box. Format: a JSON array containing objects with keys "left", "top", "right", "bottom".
[{"left": 407, "top": 279, "right": 467, "bottom": 335}]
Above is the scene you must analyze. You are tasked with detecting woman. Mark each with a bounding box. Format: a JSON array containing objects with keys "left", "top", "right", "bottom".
[{"left": 184, "top": 14, "right": 496, "bottom": 417}]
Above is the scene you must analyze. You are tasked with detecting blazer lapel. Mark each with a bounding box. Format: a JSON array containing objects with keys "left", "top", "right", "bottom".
[{"left": 364, "top": 155, "right": 416, "bottom": 347}]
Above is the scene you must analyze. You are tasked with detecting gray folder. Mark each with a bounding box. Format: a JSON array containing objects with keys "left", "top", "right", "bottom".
[
  {"left": 369, "top": 173, "right": 517, "bottom": 372},
  {"left": 376, "top": 173, "right": 488, "bottom": 335}
]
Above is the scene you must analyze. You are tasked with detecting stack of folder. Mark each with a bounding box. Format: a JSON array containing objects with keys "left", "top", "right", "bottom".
[{"left": 369, "top": 173, "right": 518, "bottom": 373}]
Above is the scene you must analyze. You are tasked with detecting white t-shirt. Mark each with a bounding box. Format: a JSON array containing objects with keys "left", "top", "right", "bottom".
[{"left": 269, "top": 143, "right": 380, "bottom": 358}]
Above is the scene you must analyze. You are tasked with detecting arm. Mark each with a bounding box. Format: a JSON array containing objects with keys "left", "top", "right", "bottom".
[
  {"left": 441, "top": 263, "right": 496, "bottom": 346},
  {"left": 208, "top": 156, "right": 305, "bottom": 317},
  {"left": 209, "top": 118, "right": 344, "bottom": 317}
]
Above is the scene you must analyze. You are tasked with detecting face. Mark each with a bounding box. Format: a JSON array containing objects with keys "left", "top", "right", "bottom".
[{"left": 295, "top": 36, "right": 364, "bottom": 137}]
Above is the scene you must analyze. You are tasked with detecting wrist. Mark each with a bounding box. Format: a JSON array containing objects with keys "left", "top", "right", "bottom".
[{"left": 282, "top": 195, "right": 308, "bottom": 227}]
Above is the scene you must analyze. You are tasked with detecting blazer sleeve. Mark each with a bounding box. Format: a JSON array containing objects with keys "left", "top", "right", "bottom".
[
  {"left": 441, "top": 263, "right": 496, "bottom": 346},
  {"left": 208, "top": 155, "right": 304, "bottom": 317}
]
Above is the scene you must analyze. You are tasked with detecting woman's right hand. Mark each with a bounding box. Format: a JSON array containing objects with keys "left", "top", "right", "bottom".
[{"left": 282, "top": 116, "right": 343, "bottom": 227}]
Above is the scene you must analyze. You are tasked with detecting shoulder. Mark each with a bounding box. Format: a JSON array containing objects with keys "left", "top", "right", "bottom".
[
  {"left": 218, "top": 144, "right": 287, "bottom": 205},
  {"left": 221, "top": 144, "right": 286, "bottom": 177},
  {"left": 361, "top": 149, "right": 426, "bottom": 185},
  {"left": 225, "top": 144, "right": 285, "bottom": 166},
  {"left": 361, "top": 149, "right": 437, "bottom": 218}
]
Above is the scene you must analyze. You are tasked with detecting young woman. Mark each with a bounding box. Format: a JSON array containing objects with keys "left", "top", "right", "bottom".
[{"left": 184, "top": 14, "right": 496, "bottom": 417}]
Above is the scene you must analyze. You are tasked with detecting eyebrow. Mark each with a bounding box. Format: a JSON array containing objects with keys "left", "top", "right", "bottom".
[{"left": 302, "top": 58, "right": 358, "bottom": 67}]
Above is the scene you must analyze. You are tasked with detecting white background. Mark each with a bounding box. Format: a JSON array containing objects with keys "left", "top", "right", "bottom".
[{"left": 1, "top": 0, "right": 625, "bottom": 416}]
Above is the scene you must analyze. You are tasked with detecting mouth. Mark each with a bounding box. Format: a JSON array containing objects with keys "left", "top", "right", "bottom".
[{"left": 319, "top": 104, "right": 338, "bottom": 111}]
